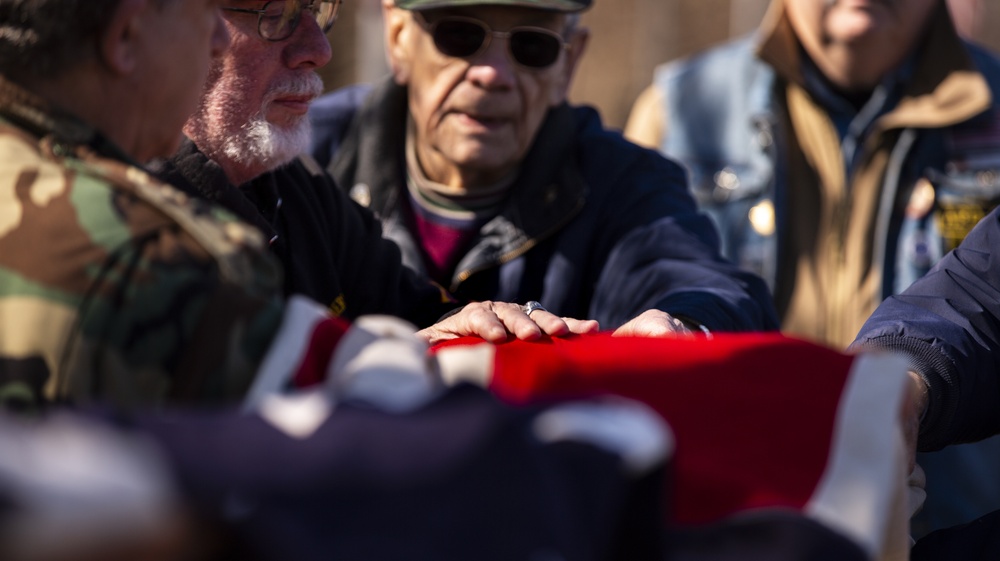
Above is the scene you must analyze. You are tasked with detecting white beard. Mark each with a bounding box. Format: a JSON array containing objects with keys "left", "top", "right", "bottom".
[
  {"left": 220, "top": 112, "right": 312, "bottom": 172},
  {"left": 188, "top": 69, "right": 324, "bottom": 183}
]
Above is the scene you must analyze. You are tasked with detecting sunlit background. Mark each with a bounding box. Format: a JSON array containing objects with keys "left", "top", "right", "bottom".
[{"left": 318, "top": 0, "right": 998, "bottom": 129}]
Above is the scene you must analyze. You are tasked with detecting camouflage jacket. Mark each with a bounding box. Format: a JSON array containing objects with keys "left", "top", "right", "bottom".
[{"left": 0, "top": 79, "right": 285, "bottom": 411}]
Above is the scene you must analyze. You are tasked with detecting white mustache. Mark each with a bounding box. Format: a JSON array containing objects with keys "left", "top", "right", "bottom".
[{"left": 265, "top": 72, "right": 324, "bottom": 102}]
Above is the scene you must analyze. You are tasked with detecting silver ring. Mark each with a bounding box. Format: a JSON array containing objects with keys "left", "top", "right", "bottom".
[{"left": 521, "top": 301, "right": 546, "bottom": 316}]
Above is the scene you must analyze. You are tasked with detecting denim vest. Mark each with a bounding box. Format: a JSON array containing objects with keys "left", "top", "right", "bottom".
[{"left": 655, "top": 37, "right": 1000, "bottom": 303}]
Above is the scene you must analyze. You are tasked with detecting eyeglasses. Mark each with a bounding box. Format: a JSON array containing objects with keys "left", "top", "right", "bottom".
[
  {"left": 415, "top": 13, "right": 570, "bottom": 70},
  {"left": 223, "top": 0, "right": 342, "bottom": 42}
]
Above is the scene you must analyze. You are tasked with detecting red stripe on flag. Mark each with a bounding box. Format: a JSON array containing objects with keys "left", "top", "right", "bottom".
[{"left": 458, "top": 333, "right": 854, "bottom": 525}]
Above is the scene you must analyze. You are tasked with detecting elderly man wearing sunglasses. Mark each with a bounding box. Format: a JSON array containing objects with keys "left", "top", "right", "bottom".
[
  {"left": 154, "top": 0, "right": 594, "bottom": 344},
  {"left": 309, "top": 0, "right": 779, "bottom": 335}
]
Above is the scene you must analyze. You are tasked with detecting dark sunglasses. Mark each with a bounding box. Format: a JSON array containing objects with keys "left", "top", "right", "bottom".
[
  {"left": 415, "top": 13, "right": 570, "bottom": 70},
  {"left": 223, "top": 0, "right": 342, "bottom": 42}
]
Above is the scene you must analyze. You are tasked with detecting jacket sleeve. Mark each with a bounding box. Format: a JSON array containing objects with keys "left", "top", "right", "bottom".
[
  {"left": 301, "top": 158, "right": 458, "bottom": 328},
  {"left": 851, "top": 206, "right": 1000, "bottom": 451},
  {"left": 587, "top": 146, "right": 779, "bottom": 333}
]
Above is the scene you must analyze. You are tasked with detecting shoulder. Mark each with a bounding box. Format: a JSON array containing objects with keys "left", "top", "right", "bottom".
[
  {"left": 0, "top": 120, "right": 67, "bottom": 184},
  {"left": 59, "top": 143, "right": 277, "bottom": 287},
  {"left": 309, "top": 83, "right": 373, "bottom": 127},
  {"left": 651, "top": 36, "right": 775, "bottom": 143},
  {"left": 104, "top": 158, "right": 272, "bottom": 267},
  {"left": 570, "top": 106, "right": 683, "bottom": 172},
  {"left": 309, "top": 83, "right": 374, "bottom": 169},
  {"left": 654, "top": 36, "right": 763, "bottom": 89},
  {"left": 566, "top": 105, "right": 688, "bottom": 197}
]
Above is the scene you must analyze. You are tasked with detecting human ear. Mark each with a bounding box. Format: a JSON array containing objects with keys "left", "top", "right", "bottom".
[
  {"left": 549, "top": 26, "right": 589, "bottom": 107},
  {"left": 383, "top": 3, "right": 414, "bottom": 85},
  {"left": 98, "top": 0, "right": 148, "bottom": 75}
]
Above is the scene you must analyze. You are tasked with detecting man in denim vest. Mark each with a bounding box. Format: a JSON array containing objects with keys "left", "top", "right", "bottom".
[{"left": 626, "top": 0, "right": 1000, "bottom": 539}]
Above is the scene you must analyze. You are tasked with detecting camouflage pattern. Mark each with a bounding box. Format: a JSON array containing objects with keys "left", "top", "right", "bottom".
[
  {"left": 395, "top": 0, "right": 591, "bottom": 12},
  {"left": 0, "top": 80, "right": 285, "bottom": 411}
]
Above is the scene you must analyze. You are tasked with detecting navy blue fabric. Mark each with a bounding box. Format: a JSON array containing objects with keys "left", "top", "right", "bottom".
[
  {"left": 911, "top": 507, "right": 1000, "bottom": 560},
  {"left": 853, "top": 206, "right": 1000, "bottom": 452},
  {"left": 672, "top": 513, "right": 868, "bottom": 561},
  {"left": 309, "top": 83, "right": 369, "bottom": 170},
  {"left": 127, "top": 385, "right": 667, "bottom": 561}
]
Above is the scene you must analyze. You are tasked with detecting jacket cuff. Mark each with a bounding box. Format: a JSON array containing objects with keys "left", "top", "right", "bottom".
[{"left": 850, "top": 335, "right": 961, "bottom": 452}]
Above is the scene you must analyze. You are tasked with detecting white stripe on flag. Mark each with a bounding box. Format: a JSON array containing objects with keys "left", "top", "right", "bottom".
[
  {"left": 242, "top": 295, "right": 330, "bottom": 412},
  {"left": 806, "top": 351, "right": 909, "bottom": 559}
]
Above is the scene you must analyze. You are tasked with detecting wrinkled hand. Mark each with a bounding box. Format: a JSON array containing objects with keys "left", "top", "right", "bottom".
[
  {"left": 417, "top": 301, "right": 600, "bottom": 345},
  {"left": 612, "top": 309, "right": 694, "bottom": 337}
]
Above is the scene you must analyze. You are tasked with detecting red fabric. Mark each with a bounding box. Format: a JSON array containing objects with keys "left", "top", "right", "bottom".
[
  {"left": 433, "top": 333, "right": 854, "bottom": 526},
  {"left": 292, "top": 317, "right": 352, "bottom": 388}
]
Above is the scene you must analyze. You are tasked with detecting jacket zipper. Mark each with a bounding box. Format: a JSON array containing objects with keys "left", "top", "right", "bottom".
[{"left": 450, "top": 195, "right": 586, "bottom": 293}]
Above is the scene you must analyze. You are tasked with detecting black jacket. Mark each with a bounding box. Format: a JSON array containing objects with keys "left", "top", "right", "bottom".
[{"left": 153, "top": 139, "right": 455, "bottom": 328}]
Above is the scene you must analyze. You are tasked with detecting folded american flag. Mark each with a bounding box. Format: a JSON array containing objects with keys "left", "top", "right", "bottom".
[{"left": 434, "top": 332, "right": 912, "bottom": 561}]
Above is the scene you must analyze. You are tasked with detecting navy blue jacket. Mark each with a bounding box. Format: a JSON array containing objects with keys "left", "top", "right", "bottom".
[
  {"left": 310, "top": 79, "right": 778, "bottom": 332},
  {"left": 853, "top": 205, "right": 1000, "bottom": 451}
]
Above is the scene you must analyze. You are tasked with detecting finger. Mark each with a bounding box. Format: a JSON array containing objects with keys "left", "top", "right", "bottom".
[
  {"left": 613, "top": 310, "right": 691, "bottom": 338},
  {"left": 415, "top": 326, "right": 442, "bottom": 345},
  {"left": 492, "top": 302, "right": 546, "bottom": 341},
  {"left": 636, "top": 321, "right": 674, "bottom": 337},
  {"left": 461, "top": 302, "right": 512, "bottom": 343},
  {"left": 564, "top": 318, "right": 600, "bottom": 335},
  {"left": 417, "top": 302, "right": 509, "bottom": 345},
  {"left": 525, "top": 310, "right": 572, "bottom": 338}
]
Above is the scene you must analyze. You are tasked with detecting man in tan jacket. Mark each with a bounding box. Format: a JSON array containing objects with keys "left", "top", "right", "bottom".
[{"left": 625, "top": 0, "right": 1000, "bottom": 541}]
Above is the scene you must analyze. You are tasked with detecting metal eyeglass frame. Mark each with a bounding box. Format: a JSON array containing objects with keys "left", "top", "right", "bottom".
[{"left": 222, "top": 0, "right": 342, "bottom": 41}]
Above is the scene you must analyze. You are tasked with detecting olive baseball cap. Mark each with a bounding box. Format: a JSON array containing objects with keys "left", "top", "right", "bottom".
[{"left": 395, "top": 0, "right": 592, "bottom": 12}]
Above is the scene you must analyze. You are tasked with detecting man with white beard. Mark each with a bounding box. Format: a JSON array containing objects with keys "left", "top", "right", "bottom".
[{"left": 154, "top": 0, "right": 593, "bottom": 341}]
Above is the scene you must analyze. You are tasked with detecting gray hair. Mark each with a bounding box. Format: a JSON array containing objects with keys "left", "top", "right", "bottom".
[{"left": 0, "top": 0, "right": 123, "bottom": 82}]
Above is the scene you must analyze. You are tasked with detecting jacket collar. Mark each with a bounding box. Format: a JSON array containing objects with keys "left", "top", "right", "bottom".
[
  {"left": 152, "top": 138, "right": 278, "bottom": 241},
  {"left": 333, "top": 77, "right": 587, "bottom": 254},
  {"left": 0, "top": 76, "right": 136, "bottom": 165},
  {"left": 754, "top": 0, "right": 991, "bottom": 131},
  {"left": 330, "top": 77, "right": 411, "bottom": 217}
]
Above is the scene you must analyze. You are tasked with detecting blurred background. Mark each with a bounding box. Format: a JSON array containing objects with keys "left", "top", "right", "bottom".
[{"left": 319, "top": 0, "right": 999, "bottom": 130}]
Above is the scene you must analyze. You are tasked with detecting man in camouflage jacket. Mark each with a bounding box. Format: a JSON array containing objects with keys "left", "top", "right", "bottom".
[{"left": 0, "top": 0, "right": 290, "bottom": 410}]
